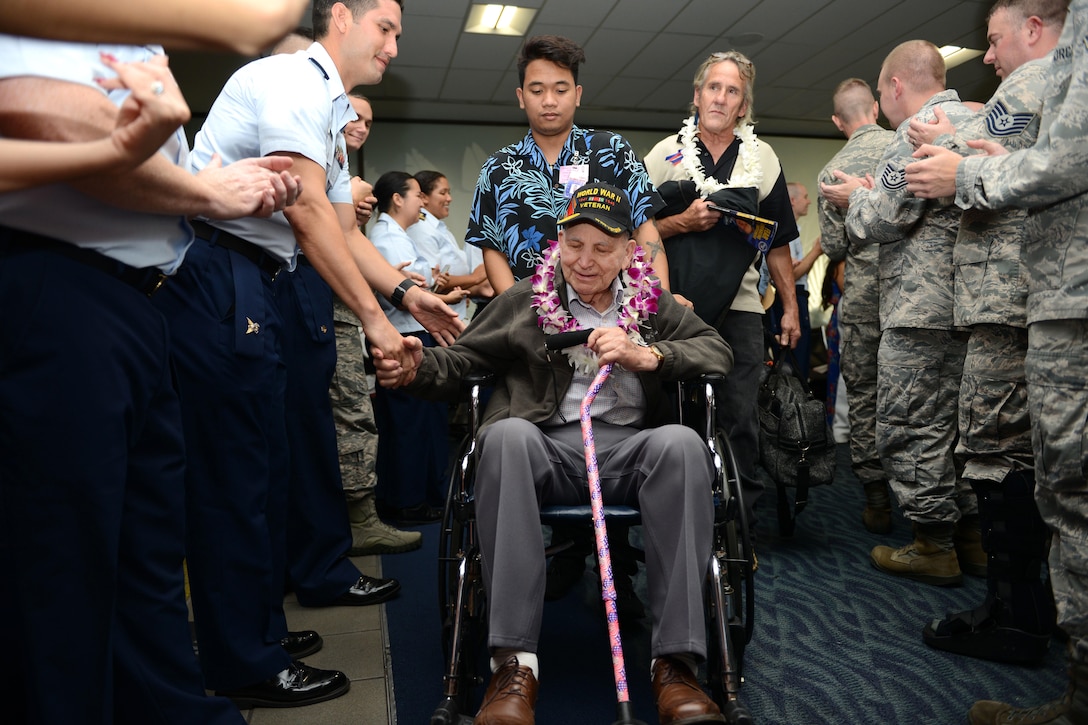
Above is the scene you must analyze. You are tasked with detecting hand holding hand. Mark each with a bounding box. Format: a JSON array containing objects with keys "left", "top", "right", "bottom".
[
  {"left": 198, "top": 154, "right": 302, "bottom": 219},
  {"left": 371, "top": 336, "right": 423, "bottom": 388},
  {"left": 98, "top": 53, "right": 191, "bottom": 168}
]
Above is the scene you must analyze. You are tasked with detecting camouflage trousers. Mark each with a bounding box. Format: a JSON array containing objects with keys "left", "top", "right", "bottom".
[
  {"left": 956, "top": 324, "right": 1033, "bottom": 482},
  {"left": 330, "top": 318, "right": 378, "bottom": 503},
  {"left": 1026, "top": 319, "right": 1088, "bottom": 663},
  {"left": 840, "top": 320, "right": 882, "bottom": 485},
  {"left": 877, "top": 327, "right": 976, "bottom": 524}
]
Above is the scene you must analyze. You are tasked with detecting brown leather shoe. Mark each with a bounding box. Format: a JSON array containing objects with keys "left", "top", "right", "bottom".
[
  {"left": 652, "top": 656, "right": 725, "bottom": 725},
  {"left": 475, "top": 656, "right": 538, "bottom": 725}
]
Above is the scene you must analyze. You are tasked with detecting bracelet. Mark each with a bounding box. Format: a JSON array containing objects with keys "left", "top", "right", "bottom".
[{"left": 390, "top": 278, "right": 415, "bottom": 309}]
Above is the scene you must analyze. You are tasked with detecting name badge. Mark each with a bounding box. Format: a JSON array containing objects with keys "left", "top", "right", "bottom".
[{"left": 558, "top": 164, "right": 590, "bottom": 199}]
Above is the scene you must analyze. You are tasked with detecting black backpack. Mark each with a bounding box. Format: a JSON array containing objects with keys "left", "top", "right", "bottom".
[{"left": 757, "top": 347, "right": 835, "bottom": 536}]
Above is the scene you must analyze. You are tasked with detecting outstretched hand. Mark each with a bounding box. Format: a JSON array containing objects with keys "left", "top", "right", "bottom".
[{"left": 404, "top": 285, "right": 465, "bottom": 347}]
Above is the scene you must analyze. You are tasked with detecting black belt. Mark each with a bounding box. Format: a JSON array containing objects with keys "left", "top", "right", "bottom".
[
  {"left": 191, "top": 220, "right": 284, "bottom": 280},
  {"left": 0, "top": 225, "right": 167, "bottom": 297}
]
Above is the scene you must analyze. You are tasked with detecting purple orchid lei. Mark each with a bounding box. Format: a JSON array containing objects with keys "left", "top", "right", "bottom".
[{"left": 531, "top": 240, "right": 663, "bottom": 374}]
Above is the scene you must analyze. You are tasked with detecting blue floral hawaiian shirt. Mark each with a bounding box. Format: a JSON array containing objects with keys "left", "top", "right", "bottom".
[{"left": 465, "top": 125, "right": 664, "bottom": 283}]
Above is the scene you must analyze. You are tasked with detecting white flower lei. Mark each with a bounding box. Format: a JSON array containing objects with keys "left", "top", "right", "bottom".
[
  {"left": 531, "top": 241, "right": 662, "bottom": 375},
  {"left": 678, "top": 114, "right": 763, "bottom": 196}
]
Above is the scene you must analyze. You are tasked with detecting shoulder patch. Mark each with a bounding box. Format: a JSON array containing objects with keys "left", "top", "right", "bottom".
[
  {"left": 985, "top": 100, "right": 1036, "bottom": 137},
  {"left": 880, "top": 164, "right": 906, "bottom": 192}
]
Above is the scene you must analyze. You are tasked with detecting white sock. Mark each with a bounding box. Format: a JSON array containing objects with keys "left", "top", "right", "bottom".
[
  {"left": 652, "top": 653, "right": 698, "bottom": 678},
  {"left": 491, "top": 649, "right": 539, "bottom": 680}
]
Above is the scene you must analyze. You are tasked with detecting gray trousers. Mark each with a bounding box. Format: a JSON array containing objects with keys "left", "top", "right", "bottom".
[
  {"left": 474, "top": 418, "right": 713, "bottom": 660},
  {"left": 1026, "top": 320, "right": 1088, "bottom": 664},
  {"left": 877, "top": 327, "right": 976, "bottom": 524},
  {"left": 840, "top": 320, "right": 883, "bottom": 485},
  {"left": 956, "top": 324, "right": 1033, "bottom": 482}
]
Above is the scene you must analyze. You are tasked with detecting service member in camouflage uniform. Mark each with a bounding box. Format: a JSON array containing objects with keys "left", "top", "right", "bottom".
[
  {"left": 331, "top": 93, "right": 421, "bottom": 555},
  {"left": 818, "top": 78, "right": 896, "bottom": 535},
  {"left": 906, "top": 0, "right": 1088, "bottom": 719},
  {"left": 825, "top": 40, "right": 979, "bottom": 586},
  {"left": 906, "top": 0, "right": 1066, "bottom": 666}
]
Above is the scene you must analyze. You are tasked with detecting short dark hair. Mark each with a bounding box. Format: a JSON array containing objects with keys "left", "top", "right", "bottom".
[
  {"left": 313, "top": 0, "right": 403, "bottom": 39},
  {"left": 374, "top": 170, "right": 415, "bottom": 213},
  {"left": 413, "top": 170, "right": 447, "bottom": 196},
  {"left": 988, "top": 0, "right": 1069, "bottom": 26},
  {"left": 517, "top": 35, "right": 586, "bottom": 87},
  {"left": 832, "top": 78, "right": 877, "bottom": 125}
]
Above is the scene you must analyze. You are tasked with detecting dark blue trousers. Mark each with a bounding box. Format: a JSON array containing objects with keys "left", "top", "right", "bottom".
[
  {"left": 0, "top": 233, "right": 242, "bottom": 725},
  {"left": 277, "top": 264, "right": 360, "bottom": 606},
  {"left": 374, "top": 332, "right": 449, "bottom": 510},
  {"left": 152, "top": 238, "right": 292, "bottom": 691}
]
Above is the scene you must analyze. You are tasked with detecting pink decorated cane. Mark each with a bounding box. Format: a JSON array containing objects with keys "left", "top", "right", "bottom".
[
  {"left": 582, "top": 364, "right": 647, "bottom": 725},
  {"left": 545, "top": 329, "right": 646, "bottom": 724}
]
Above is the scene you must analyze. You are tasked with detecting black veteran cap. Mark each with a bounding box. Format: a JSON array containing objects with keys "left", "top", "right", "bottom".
[{"left": 557, "top": 182, "right": 633, "bottom": 236}]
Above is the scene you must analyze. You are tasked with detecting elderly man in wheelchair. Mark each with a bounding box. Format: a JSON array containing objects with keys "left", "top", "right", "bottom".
[{"left": 375, "top": 183, "right": 733, "bottom": 725}]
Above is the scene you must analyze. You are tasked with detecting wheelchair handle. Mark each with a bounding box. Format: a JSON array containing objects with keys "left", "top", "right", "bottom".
[{"left": 544, "top": 328, "right": 594, "bottom": 350}]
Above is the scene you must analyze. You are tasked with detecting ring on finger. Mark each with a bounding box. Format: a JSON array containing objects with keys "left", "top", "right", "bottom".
[{"left": 150, "top": 80, "right": 165, "bottom": 96}]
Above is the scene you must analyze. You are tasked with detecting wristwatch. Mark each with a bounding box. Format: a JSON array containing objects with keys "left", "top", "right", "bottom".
[
  {"left": 390, "top": 278, "right": 416, "bottom": 309},
  {"left": 648, "top": 344, "right": 665, "bottom": 370}
]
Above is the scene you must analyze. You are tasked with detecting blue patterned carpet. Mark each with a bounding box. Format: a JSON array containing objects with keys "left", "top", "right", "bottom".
[{"left": 384, "top": 444, "right": 1065, "bottom": 724}]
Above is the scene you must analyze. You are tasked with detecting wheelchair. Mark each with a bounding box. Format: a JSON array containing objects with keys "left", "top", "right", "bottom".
[{"left": 432, "top": 371, "right": 756, "bottom": 725}]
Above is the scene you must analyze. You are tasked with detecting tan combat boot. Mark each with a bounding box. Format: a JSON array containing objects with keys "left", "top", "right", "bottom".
[
  {"left": 862, "top": 480, "right": 893, "bottom": 534},
  {"left": 955, "top": 515, "right": 987, "bottom": 577},
  {"left": 348, "top": 492, "right": 422, "bottom": 555},
  {"left": 969, "top": 664, "right": 1088, "bottom": 724},
  {"left": 870, "top": 522, "right": 962, "bottom": 586}
]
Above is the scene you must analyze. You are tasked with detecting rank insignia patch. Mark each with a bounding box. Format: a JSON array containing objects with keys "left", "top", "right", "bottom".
[
  {"left": 985, "top": 101, "right": 1036, "bottom": 138},
  {"left": 880, "top": 164, "right": 907, "bottom": 192}
]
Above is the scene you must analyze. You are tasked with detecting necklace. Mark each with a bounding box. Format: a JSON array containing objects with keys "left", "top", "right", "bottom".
[
  {"left": 531, "top": 241, "right": 662, "bottom": 374},
  {"left": 678, "top": 115, "right": 762, "bottom": 196}
]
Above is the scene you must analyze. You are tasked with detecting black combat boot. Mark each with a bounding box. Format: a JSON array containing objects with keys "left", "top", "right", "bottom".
[{"left": 923, "top": 470, "right": 1055, "bottom": 664}]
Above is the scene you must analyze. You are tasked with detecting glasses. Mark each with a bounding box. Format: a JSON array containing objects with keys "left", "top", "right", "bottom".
[{"left": 709, "top": 51, "right": 752, "bottom": 67}]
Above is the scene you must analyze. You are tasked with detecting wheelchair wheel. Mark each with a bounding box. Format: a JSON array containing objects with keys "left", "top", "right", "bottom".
[
  {"left": 706, "top": 429, "right": 755, "bottom": 724},
  {"left": 434, "top": 438, "right": 488, "bottom": 724}
]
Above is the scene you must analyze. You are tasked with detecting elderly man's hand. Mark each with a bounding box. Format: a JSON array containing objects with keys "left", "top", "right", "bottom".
[
  {"left": 590, "top": 328, "right": 661, "bottom": 372},
  {"left": 370, "top": 329, "right": 423, "bottom": 388},
  {"left": 374, "top": 335, "right": 424, "bottom": 387}
]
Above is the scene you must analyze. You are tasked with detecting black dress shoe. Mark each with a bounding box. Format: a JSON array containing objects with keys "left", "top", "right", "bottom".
[
  {"left": 216, "top": 661, "right": 350, "bottom": 708},
  {"left": 280, "top": 630, "right": 323, "bottom": 659},
  {"left": 334, "top": 573, "right": 401, "bottom": 606},
  {"left": 388, "top": 503, "right": 442, "bottom": 525}
]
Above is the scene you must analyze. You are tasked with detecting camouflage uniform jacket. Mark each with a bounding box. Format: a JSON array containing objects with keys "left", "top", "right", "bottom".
[
  {"left": 845, "top": 90, "right": 976, "bottom": 331},
  {"left": 937, "top": 59, "right": 1049, "bottom": 328},
  {"left": 956, "top": 0, "right": 1088, "bottom": 324},
  {"left": 818, "top": 123, "right": 895, "bottom": 325}
]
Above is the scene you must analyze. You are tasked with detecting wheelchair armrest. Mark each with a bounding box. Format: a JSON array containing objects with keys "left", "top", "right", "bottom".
[{"left": 461, "top": 370, "right": 495, "bottom": 390}]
